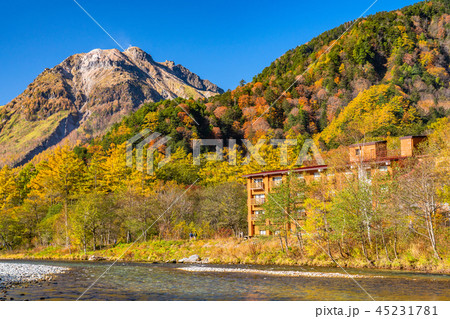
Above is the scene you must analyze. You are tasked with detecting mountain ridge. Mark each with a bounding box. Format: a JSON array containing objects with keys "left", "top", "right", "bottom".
[{"left": 0, "top": 46, "right": 223, "bottom": 167}]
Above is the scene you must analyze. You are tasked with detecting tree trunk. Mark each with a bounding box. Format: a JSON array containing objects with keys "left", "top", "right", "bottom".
[
  {"left": 0, "top": 234, "right": 12, "bottom": 251},
  {"left": 337, "top": 242, "right": 348, "bottom": 258},
  {"left": 64, "top": 200, "right": 71, "bottom": 254},
  {"left": 375, "top": 239, "right": 379, "bottom": 261},
  {"left": 284, "top": 230, "right": 289, "bottom": 251},
  {"left": 393, "top": 234, "right": 399, "bottom": 259},
  {"left": 380, "top": 228, "right": 391, "bottom": 262},
  {"left": 365, "top": 220, "right": 372, "bottom": 246},
  {"left": 296, "top": 231, "right": 304, "bottom": 257},
  {"left": 426, "top": 212, "right": 441, "bottom": 259},
  {"left": 93, "top": 229, "right": 96, "bottom": 251},
  {"left": 361, "top": 236, "right": 371, "bottom": 263},
  {"left": 340, "top": 219, "right": 346, "bottom": 255},
  {"left": 83, "top": 231, "right": 87, "bottom": 254},
  {"left": 278, "top": 235, "right": 285, "bottom": 252},
  {"left": 323, "top": 214, "right": 332, "bottom": 258}
]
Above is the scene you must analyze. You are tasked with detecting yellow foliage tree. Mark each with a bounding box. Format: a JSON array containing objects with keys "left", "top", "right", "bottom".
[
  {"left": 29, "top": 146, "right": 86, "bottom": 250},
  {"left": 320, "top": 84, "right": 417, "bottom": 144}
]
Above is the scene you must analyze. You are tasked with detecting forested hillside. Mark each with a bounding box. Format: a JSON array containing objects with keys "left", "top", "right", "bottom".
[{"left": 95, "top": 0, "right": 450, "bottom": 155}]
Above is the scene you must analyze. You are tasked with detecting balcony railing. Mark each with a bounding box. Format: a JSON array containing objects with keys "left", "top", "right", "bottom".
[
  {"left": 294, "top": 211, "right": 307, "bottom": 219},
  {"left": 351, "top": 149, "right": 401, "bottom": 162},
  {"left": 269, "top": 181, "right": 282, "bottom": 188},
  {"left": 251, "top": 198, "right": 265, "bottom": 206},
  {"left": 250, "top": 182, "right": 264, "bottom": 190}
]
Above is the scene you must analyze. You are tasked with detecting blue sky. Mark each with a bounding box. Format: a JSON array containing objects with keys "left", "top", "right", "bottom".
[{"left": 0, "top": 0, "right": 419, "bottom": 105}]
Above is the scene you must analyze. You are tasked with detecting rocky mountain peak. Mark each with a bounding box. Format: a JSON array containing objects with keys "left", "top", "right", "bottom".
[
  {"left": 0, "top": 47, "right": 223, "bottom": 167},
  {"left": 123, "top": 46, "right": 154, "bottom": 63},
  {"left": 162, "top": 60, "right": 176, "bottom": 68}
]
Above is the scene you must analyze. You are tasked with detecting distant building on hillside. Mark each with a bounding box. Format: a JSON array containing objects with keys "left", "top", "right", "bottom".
[{"left": 242, "top": 136, "right": 427, "bottom": 237}]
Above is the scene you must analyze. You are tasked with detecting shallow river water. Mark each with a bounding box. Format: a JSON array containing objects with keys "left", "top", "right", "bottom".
[{"left": 1, "top": 260, "right": 449, "bottom": 301}]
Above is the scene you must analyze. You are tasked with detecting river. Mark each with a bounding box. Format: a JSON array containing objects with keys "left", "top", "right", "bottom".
[{"left": 1, "top": 260, "right": 449, "bottom": 301}]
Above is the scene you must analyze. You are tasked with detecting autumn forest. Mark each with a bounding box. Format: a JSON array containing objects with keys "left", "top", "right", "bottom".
[{"left": 0, "top": 0, "right": 449, "bottom": 271}]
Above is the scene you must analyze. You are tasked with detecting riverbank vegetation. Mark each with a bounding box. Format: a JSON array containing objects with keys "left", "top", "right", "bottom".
[{"left": 1, "top": 237, "right": 449, "bottom": 274}]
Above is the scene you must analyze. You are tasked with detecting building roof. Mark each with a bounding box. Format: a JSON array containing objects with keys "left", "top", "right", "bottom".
[
  {"left": 349, "top": 140, "right": 387, "bottom": 147},
  {"left": 242, "top": 157, "right": 407, "bottom": 178},
  {"left": 399, "top": 135, "right": 427, "bottom": 140},
  {"left": 242, "top": 164, "right": 328, "bottom": 178},
  {"left": 243, "top": 135, "right": 424, "bottom": 179}
]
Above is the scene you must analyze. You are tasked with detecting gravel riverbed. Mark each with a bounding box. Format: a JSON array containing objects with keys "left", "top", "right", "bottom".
[
  {"left": 178, "top": 266, "right": 384, "bottom": 278},
  {"left": 0, "top": 262, "right": 69, "bottom": 289}
]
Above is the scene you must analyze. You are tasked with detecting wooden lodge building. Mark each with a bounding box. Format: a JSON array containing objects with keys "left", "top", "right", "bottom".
[{"left": 243, "top": 136, "right": 427, "bottom": 237}]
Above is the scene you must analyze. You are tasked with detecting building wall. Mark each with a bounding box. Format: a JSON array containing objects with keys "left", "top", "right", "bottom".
[
  {"left": 400, "top": 136, "right": 426, "bottom": 157},
  {"left": 247, "top": 169, "right": 325, "bottom": 236},
  {"left": 246, "top": 164, "right": 393, "bottom": 237},
  {"left": 247, "top": 174, "right": 272, "bottom": 236},
  {"left": 349, "top": 142, "right": 387, "bottom": 162},
  {"left": 246, "top": 178, "right": 253, "bottom": 236}
]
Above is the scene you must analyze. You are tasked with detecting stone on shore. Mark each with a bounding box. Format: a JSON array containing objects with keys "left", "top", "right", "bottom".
[
  {"left": 178, "top": 254, "right": 200, "bottom": 263},
  {"left": 88, "top": 255, "right": 106, "bottom": 261}
]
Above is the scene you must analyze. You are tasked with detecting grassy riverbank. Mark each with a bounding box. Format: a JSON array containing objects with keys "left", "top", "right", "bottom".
[{"left": 1, "top": 238, "right": 449, "bottom": 274}]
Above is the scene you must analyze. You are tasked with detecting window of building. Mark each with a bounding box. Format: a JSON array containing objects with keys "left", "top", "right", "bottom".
[
  {"left": 297, "top": 208, "right": 306, "bottom": 218},
  {"left": 327, "top": 172, "right": 335, "bottom": 182},
  {"left": 314, "top": 172, "right": 320, "bottom": 179},
  {"left": 252, "top": 178, "right": 263, "bottom": 189},
  {"left": 255, "top": 210, "right": 264, "bottom": 215},
  {"left": 259, "top": 230, "right": 267, "bottom": 235},
  {"left": 355, "top": 149, "right": 361, "bottom": 156},
  {"left": 344, "top": 171, "right": 354, "bottom": 180},
  {"left": 379, "top": 166, "right": 388, "bottom": 172},
  {"left": 253, "top": 194, "right": 265, "bottom": 205},
  {"left": 272, "top": 176, "right": 282, "bottom": 186}
]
